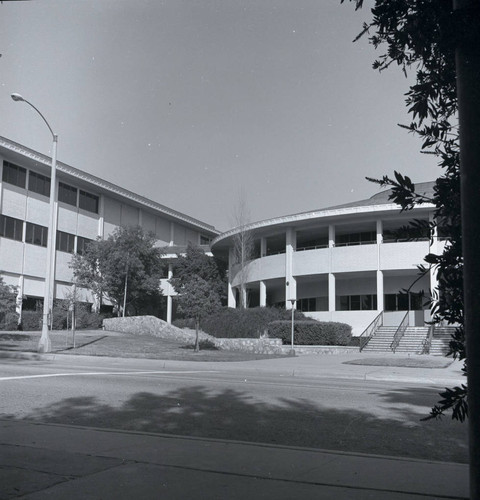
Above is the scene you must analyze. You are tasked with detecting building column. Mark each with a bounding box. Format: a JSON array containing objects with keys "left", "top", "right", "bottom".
[
  {"left": 16, "top": 275, "right": 24, "bottom": 327},
  {"left": 328, "top": 224, "right": 335, "bottom": 248},
  {"left": 166, "top": 263, "right": 173, "bottom": 324},
  {"left": 260, "top": 237, "right": 267, "bottom": 257},
  {"left": 98, "top": 194, "right": 105, "bottom": 239},
  {"left": 376, "top": 220, "right": 384, "bottom": 311},
  {"left": 285, "top": 227, "right": 296, "bottom": 309},
  {"left": 376, "top": 270, "right": 384, "bottom": 312},
  {"left": 227, "top": 247, "right": 236, "bottom": 308},
  {"left": 328, "top": 273, "right": 336, "bottom": 312},
  {"left": 259, "top": 280, "right": 267, "bottom": 307}
]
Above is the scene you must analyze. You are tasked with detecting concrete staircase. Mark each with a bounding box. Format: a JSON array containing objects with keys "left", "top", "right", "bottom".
[
  {"left": 362, "top": 326, "right": 429, "bottom": 354},
  {"left": 429, "top": 326, "right": 456, "bottom": 355}
]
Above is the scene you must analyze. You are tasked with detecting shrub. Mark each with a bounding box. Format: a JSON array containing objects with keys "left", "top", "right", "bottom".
[
  {"left": 200, "top": 307, "right": 306, "bottom": 339},
  {"left": 173, "top": 318, "right": 197, "bottom": 329},
  {"left": 20, "top": 308, "right": 106, "bottom": 331},
  {"left": 268, "top": 320, "right": 352, "bottom": 346},
  {"left": 0, "top": 312, "right": 19, "bottom": 331}
]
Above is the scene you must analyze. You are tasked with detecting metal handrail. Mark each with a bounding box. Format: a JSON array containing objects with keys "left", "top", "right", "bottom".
[
  {"left": 358, "top": 311, "right": 383, "bottom": 352},
  {"left": 421, "top": 324, "right": 435, "bottom": 354},
  {"left": 390, "top": 311, "right": 409, "bottom": 353}
]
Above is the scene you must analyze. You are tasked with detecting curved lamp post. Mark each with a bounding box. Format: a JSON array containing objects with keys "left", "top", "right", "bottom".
[{"left": 11, "top": 93, "right": 58, "bottom": 353}]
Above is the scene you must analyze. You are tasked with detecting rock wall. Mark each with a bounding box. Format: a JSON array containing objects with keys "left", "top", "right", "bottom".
[{"left": 103, "top": 316, "right": 360, "bottom": 355}]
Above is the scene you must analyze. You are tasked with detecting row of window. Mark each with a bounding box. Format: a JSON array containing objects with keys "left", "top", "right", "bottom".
[
  {"left": 295, "top": 292, "right": 425, "bottom": 312},
  {"left": 0, "top": 214, "right": 93, "bottom": 253},
  {"left": 2, "top": 161, "right": 99, "bottom": 214}
]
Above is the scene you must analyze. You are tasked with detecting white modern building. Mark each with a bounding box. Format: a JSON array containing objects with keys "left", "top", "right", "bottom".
[
  {"left": 0, "top": 136, "right": 219, "bottom": 323},
  {"left": 211, "top": 183, "right": 441, "bottom": 335}
]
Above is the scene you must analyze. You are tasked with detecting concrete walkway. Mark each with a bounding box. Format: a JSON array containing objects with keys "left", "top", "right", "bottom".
[{"left": 0, "top": 419, "right": 469, "bottom": 499}]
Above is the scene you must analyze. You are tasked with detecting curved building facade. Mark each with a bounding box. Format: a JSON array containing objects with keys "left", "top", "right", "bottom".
[{"left": 211, "top": 183, "right": 441, "bottom": 335}]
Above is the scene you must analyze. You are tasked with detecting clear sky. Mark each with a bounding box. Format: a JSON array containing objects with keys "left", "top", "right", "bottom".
[{"left": 0, "top": 0, "right": 440, "bottom": 232}]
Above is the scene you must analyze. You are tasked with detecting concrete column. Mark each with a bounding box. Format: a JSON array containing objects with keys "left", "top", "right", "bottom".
[
  {"left": 166, "top": 263, "right": 173, "bottom": 324},
  {"left": 259, "top": 280, "right": 267, "bottom": 307},
  {"left": 260, "top": 237, "right": 267, "bottom": 257},
  {"left": 169, "top": 222, "right": 175, "bottom": 246},
  {"left": 16, "top": 275, "right": 24, "bottom": 327},
  {"left": 376, "top": 270, "right": 384, "bottom": 312},
  {"left": 227, "top": 247, "right": 236, "bottom": 308},
  {"left": 328, "top": 273, "right": 335, "bottom": 312},
  {"left": 376, "top": 220, "right": 384, "bottom": 312},
  {"left": 328, "top": 224, "right": 335, "bottom": 248},
  {"left": 98, "top": 194, "right": 105, "bottom": 239},
  {"left": 285, "top": 228, "right": 296, "bottom": 308}
]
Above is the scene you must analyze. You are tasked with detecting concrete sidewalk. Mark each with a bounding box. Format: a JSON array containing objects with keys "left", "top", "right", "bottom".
[
  {"left": 1, "top": 348, "right": 465, "bottom": 388},
  {"left": 0, "top": 419, "right": 469, "bottom": 499}
]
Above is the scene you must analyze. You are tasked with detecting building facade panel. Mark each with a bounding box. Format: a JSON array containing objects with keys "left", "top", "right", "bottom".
[
  {"left": 293, "top": 248, "right": 330, "bottom": 276},
  {"left": 1, "top": 186, "right": 27, "bottom": 220},
  {"left": 331, "top": 244, "right": 378, "bottom": 273},
  {"left": 23, "top": 244, "right": 47, "bottom": 278},
  {"left": 380, "top": 241, "right": 430, "bottom": 270}
]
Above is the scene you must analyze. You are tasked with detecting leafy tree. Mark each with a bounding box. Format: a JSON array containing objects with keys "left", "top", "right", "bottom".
[
  {"left": 169, "top": 243, "right": 225, "bottom": 351},
  {"left": 0, "top": 276, "right": 17, "bottom": 329},
  {"left": 173, "top": 276, "right": 222, "bottom": 351},
  {"left": 342, "top": 0, "right": 466, "bottom": 419},
  {"left": 71, "top": 226, "right": 164, "bottom": 316},
  {"left": 169, "top": 243, "right": 227, "bottom": 304}
]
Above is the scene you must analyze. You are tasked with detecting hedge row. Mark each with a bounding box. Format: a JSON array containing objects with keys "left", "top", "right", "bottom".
[
  {"left": 19, "top": 309, "right": 106, "bottom": 331},
  {"left": 182, "top": 307, "right": 306, "bottom": 339},
  {"left": 267, "top": 320, "right": 352, "bottom": 346}
]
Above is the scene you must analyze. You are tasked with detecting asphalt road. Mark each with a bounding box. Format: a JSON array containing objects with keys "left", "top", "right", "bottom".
[{"left": 0, "top": 355, "right": 469, "bottom": 463}]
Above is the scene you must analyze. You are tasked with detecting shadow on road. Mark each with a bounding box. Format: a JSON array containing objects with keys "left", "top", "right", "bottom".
[{"left": 7, "top": 385, "right": 468, "bottom": 463}]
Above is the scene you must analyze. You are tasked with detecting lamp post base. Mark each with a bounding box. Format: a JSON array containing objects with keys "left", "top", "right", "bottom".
[{"left": 38, "top": 324, "right": 51, "bottom": 353}]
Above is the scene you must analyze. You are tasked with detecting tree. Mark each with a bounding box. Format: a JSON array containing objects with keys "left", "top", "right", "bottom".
[
  {"left": 169, "top": 243, "right": 225, "bottom": 351},
  {"left": 343, "top": 4, "right": 480, "bottom": 493},
  {"left": 0, "top": 276, "right": 17, "bottom": 329},
  {"left": 343, "top": 0, "right": 465, "bottom": 418},
  {"left": 173, "top": 276, "right": 222, "bottom": 351},
  {"left": 231, "top": 192, "right": 254, "bottom": 308},
  {"left": 71, "top": 226, "right": 164, "bottom": 316}
]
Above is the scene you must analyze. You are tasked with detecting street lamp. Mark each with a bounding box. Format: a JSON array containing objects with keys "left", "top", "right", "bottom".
[
  {"left": 289, "top": 298, "right": 296, "bottom": 356},
  {"left": 11, "top": 93, "right": 58, "bottom": 353}
]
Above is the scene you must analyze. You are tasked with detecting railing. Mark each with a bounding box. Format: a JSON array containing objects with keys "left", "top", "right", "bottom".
[
  {"left": 296, "top": 244, "right": 329, "bottom": 252},
  {"left": 358, "top": 311, "right": 383, "bottom": 352},
  {"left": 390, "top": 311, "right": 409, "bottom": 353},
  {"left": 421, "top": 324, "right": 435, "bottom": 355}
]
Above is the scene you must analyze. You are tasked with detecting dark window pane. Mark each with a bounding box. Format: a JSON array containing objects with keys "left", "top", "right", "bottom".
[
  {"left": 2, "top": 161, "right": 26, "bottom": 188},
  {"left": 385, "top": 294, "right": 397, "bottom": 311},
  {"left": 29, "top": 171, "right": 51, "bottom": 197},
  {"left": 26, "top": 222, "right": 48, "bottom": 247},
  {"left": 410, "top": 292, "right": 424, "bottom": 311},
  {"left": 77, "top": 236, "right": 93, "bottom": 255},
  {"left": 56, "top": 230, "right": 75, "bottom": 253},
  {"left": 350, "top": 295, "right": 361, "bottom": 310},
  {"left": 339, "top": 296, "right": 349, "bottom": 311},
  {"left": 79, "top": 190, "right": 99, "bottom": 213},
  {"left": 398, "top": 293, "right": 409, "bottom": 311},
  {"left": 58, "top": 182, "right": 77, "bottom": 206},
  {"left": 0, "top": 215, "right": 23, "bottom": 241}
]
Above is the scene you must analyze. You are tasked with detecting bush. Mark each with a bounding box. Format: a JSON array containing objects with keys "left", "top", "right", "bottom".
[
  {"left": 0, "top": 312, "right": 19, "bottom": 331},
  {"left": 200, "top": 307, "right": 306, "bottom": 339},
  {"left": 172, "top": 318, "right": 197, "bottom": 329},
  {"left": 20, "top": 308, "right": 106, "bottom": 331},
  {"left": 268, "top": 320, "right": 352, "bottom": 346}
]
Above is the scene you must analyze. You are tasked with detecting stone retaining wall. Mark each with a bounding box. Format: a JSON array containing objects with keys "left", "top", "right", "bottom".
[{"left": 103, "top": 316, "right": 360, "bottom": 355}]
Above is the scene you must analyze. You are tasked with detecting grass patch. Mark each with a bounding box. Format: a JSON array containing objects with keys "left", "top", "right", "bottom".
[{"left": 344, "top": 357, "right": 453, "bottom": 368}]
